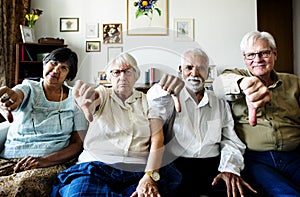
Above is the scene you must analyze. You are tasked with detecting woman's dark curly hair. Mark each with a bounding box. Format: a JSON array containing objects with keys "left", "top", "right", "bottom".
[{"left": 43, "top": 47, "right": 78, "bottom": 81}]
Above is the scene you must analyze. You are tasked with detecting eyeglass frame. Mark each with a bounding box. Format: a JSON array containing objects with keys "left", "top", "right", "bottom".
[
  {"left": 110, "top": 68, "right": 135, "bottom": 77},
  {"left": 243, "top": 50, "right": 273, "bottom": 60}
]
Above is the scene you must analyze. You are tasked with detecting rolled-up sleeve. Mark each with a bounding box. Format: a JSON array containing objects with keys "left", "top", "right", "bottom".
[{"left": 147, "top": 84, "right": 174, "bottom": 124}]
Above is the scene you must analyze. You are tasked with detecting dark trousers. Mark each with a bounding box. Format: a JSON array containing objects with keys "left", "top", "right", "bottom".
[
  {"left": 173, "top": 156, "right": 227, "bottom": 197},
  {"left": 242, "top": 149, "right": 300, "bottom": 197}
]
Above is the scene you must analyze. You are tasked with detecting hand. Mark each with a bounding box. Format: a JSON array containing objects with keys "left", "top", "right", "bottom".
[
  {"left": 0, "top": 87, "right": 23, "bottom": 123},
  {"left": 239, "top": 77, "right": 271, "bottom": 126},
  {"left": 212, "top": 172, "right": 257, "bottom": 197},
  {"left": 73, "top": 80, "right": 100, "bottom": 122},
  {"left": 130, "top": 175, "right": 161, "bottom": 197},
  {"left": 159, "top": 74, "right": 185, "bottom": 112},
  {"left": 13, "top": 156, "right": 50, "bottom": 173}
]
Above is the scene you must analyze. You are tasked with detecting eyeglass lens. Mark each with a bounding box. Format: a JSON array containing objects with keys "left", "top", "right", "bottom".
[{"left": 110, "top": 69, "right": 133, "bottom": 77}]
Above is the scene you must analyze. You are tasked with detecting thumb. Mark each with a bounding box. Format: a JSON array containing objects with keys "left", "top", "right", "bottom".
[
  {"left": 82, "top": 106, "right": 93, "bottom": 122},
  {"left": 171, "top": 95, "right": 181, "bottom": 112},
  {"left": 248, "top": 107, "right": 257, "bottom": 126},
  {"left": 7, "top": 111, "right": 13, "bottom": 123},
  {"left": 0, "top": 108, "right": 14, "bottom": 123}
]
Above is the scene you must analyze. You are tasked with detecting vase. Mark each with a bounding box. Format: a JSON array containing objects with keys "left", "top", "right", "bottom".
[{"left": 27, "top": 21, "right": 36, "bottom": 28}]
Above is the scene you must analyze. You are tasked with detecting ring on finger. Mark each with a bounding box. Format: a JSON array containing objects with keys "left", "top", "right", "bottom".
[
  {"left": 23, "top": 163, "right": 27, "bottom": 167},
  {"left": 1, "top": 93, "right": 9, "bottom": 100}
]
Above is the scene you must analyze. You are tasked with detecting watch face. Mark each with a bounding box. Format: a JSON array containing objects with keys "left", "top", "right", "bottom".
[{"left": 152, "top": 171, "right": 160, "bottom": 181}]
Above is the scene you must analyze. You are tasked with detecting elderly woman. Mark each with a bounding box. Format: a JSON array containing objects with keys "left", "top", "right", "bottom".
[
  {"left": 0, "top": 47, "right": 88, "bottom": 196},
  {"left": 51, "top": 52, "right": 181, "bottom": 197}
]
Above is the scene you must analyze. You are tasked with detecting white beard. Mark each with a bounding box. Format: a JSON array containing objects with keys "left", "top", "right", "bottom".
[{"left": 184, "top": 76, "right": 204, "bottom": 93}]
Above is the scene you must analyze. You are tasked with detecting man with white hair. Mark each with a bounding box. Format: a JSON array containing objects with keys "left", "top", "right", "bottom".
[{"left": 147, "top": 48, "right": 256, "bottom": 197}]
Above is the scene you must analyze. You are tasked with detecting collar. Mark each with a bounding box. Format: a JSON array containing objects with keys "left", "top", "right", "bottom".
[
  {"left": 247, "top": 69, "right": 282, "bottom": 88},
  {"left": 182, "top": 87, "right": 210, "bottom": 108},
  {"left": 110, "top": 89, "right": 143, "bottom": 108}
]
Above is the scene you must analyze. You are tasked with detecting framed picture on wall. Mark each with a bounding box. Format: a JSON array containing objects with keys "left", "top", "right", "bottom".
[
  {"left": 86, "top": 23, "right": 99, "bottom": 38},
  {"left": 60, "top": 18, "right": 79, "bottom": 32},
  {"left": 86, "top": 41, "right": 101, "bottom": 52},
  {"left": 20, "top": 25, "right": 35, "bottom": 43},
  {"left": 174, "top": 18, "right": 194, "bottom": 41},
  {"left": 127, "top": 0, "right": 168, "bottom": 36},
  {"left": 107, "top": 47, "right": 123, "bottom": 63},
  {"left": 103, "top": 23, "right": 122, "bottom": 44}
]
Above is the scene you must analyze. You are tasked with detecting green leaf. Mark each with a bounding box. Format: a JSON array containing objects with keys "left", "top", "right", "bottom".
[
  {"left": 154, "top": 8, "right": 161, "bottom": 16},
  {"left": 136, "top": 9, "right": 145, "bottom": 18}
]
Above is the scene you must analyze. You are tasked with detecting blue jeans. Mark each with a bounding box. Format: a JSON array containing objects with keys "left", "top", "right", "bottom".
[
  {"left": 243, "top": 149, "right": 300, "bottom": 197},
  {"left": 51, "top": 161, "right": 181, "bottom": 197}
]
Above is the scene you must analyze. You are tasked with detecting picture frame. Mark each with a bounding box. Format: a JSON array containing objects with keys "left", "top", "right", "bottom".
[
  {"left": 103, "top": 23, "right": 122, "bottom": 44},
  {"left": 174, "top": 18, "right": 194, "bottom": 41},
  {"left": 86, "top": 23, "right": 99, "bottom": 38},
  {"left": 20, "top": 25, "right": 35, "bottom": 43},
  {"left": 60, "top": 18, "right": 79, "bottom": 32},
  {"left": 86, "top": 41, "right": 101, "bottom": 52},
  {"left": 107, "top": 47, "right": 123, "bottom": 63},
  {"left": 127, "top": 0, "right": 168, "bottom": 36}
]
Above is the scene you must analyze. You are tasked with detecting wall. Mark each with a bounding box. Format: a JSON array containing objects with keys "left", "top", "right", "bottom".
[{"left": 31, "top": 0, "right": 257, "bottom": 84}]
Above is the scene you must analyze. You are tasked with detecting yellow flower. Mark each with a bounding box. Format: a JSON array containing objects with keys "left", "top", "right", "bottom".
[{"left": 25, "top": 9, "right": 43, "bottom": 28}]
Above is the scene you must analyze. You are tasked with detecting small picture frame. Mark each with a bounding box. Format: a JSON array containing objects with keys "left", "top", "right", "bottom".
[
  {"left": 20, "top": 25, "right": 35, "bottom": 43},
  {"left": 86, "top": 41, "right": 101, "bottom": 52},
  {"left": 174, "top": 18, "right": 194, "bottom": 41},
  {"left": 107, "top": 46, "right": 123, "bottom": 63},
  {"left": 86, "top": 23, "right": 99, "bottom": 38},
  {"left": 60, "top": 18, "right": 79, "bottom": 32},
  {"left": 103, "top": 23, "right": 122, "bottom": 44}
]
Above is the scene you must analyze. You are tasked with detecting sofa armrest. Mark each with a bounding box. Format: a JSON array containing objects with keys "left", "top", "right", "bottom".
[{"left": 0, "top": 121, "right": 10, "bottom": 151}]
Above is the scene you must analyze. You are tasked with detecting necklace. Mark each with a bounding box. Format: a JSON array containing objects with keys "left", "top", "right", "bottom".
[{"left": 58, "top": 87, "right": 63, "bottom": 130}]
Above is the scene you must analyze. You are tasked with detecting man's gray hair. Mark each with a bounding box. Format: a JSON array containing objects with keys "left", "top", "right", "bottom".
[{"left": 240, "top": 31, "right": 277, "bottom": 53}]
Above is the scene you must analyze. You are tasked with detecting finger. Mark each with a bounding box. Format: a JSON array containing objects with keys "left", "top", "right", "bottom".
[
  {"left": 72, "top": 80, "right": 84, "bottom": 98},
  {"left": 0, "top": 107, "right": 13, "bottom": 123},
  {"left": 6, "top": 111, "right": 13, "bottom": 123},
  {"left": 211, "top": 176, "right": 220, "bottom": 186},
  {"left": 241, "top": 180, "right": 257, "bottom": 194},
  {"left": 161, "top": 76, "right": 175, "bottom": 93},
  {"left": 158, "top": 74, "right": 169, "bottom": 87},
  {"left": 236, "top": 181, "right": 244, "bottom": 197},
  {"left": 171, "top": 95, "right": 181, "bottom": 112},
  {"left": 130, "top": 191, "right": 138, "bottom": 197},
  {"left": 172, "top": 82, "right": 184, "bottom": 96},
  {"left": 248, "top": 107, "right": 257, "bottom": 126}
]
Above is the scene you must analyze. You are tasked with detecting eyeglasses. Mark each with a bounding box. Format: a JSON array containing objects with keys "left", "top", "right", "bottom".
[
  {"left": 244, "top": 50, "right": 272, "bottom": 60},
  {"left": 110, "top": 69, "right": 134, "bottom": 77}
]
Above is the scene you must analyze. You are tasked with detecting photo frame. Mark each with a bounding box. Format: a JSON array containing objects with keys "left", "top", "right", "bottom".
[
  {"left": 103, "top": 23, "right": 122, "bottom": 44},
  {"left": 86, "top": 41, "right": 101, "bottom": 52},
  {"left": 107, "top": 47, "right": 123, "bottom": 63},
  {"left": 60, "top": 18, "right": 79, "bottom": 32},
  {"left": 174, "top": 18, "right": 194, "bottom": 41},
  {"left": 86, "top": 23, "right": 99, "bottom": 38},
  {"left": 20, "top": 25, "right": 35, "bottom": 43},
  {"left": 127, "top": 0, "right": 168, "bottom": 36}
]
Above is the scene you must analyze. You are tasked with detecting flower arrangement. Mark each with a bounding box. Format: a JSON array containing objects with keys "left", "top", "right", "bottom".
[
  {"left": 25, "top": 9, "right": 43, "bottom": 28},
  {"left": 133, "top": 0, "right": 161, "bottom": 21}
]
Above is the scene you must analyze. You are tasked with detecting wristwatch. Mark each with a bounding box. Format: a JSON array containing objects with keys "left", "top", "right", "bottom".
[{"left": 145, "top": 171, "right": 160, "bottom": 182}]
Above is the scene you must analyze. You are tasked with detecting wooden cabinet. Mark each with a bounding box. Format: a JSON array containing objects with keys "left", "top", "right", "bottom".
[{"left": 15, "top": 43, "right": 67, "bottom": 85}]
